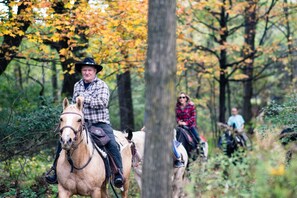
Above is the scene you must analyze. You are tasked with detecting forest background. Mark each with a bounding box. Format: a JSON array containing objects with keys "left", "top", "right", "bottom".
[{"left": 0, "top": 0, "right": 296, "bottom": 197}]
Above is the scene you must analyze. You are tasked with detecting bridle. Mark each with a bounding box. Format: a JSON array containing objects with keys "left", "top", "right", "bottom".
[{"left": 59, "top": 111, "right": 94, "bottom": 172}]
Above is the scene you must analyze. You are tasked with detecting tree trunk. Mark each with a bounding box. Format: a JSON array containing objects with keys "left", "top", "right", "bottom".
[
  {"left": 219, "top": 74, "right": 227, "bottom": 123},
  {"left": 14, "top": 62, "right": 23, "bottom": 90},
  {"left": 116, "top": 70, "right": 135, "bottom": 131},
  {"left": 51, "top": 61, "right": 59, "bottom": 103},
  {"left": 61, "top": 66, "right": 80, "bottom": 97},
  {"left": 283, "top": 0, "right": 296, "bottom": 86},
  {"left": 218, "top": 0, "right": 228, "bottom": 123},
  {"left": 243, "top": 0, "right": 257, "bottom": 124},
  {"left": 142, "top": 0, "right": 176, "bottom": 197}
]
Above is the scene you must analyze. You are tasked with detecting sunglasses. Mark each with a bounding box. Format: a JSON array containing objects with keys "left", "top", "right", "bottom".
[{"left": 179, "top": 96, "right": 186, "bottom": 99}]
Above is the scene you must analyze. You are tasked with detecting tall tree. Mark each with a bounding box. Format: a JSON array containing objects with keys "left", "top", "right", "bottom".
[
  {"left": 117, "top": 70, "right": 134, "bottom": 131},
  {"left": 51, "top": 60, "right": 59, "bottom": 103},
  {"left": 242, "top": 0, "right": 257, "bottom": 124},
  {"left": 283, "top": 0, "right": 296, "bottom": 86},
  {"left": 142, "top": 0, "right": 176, "bottom": 197}
]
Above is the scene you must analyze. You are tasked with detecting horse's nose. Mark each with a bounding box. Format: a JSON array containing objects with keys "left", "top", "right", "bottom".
[{"left": 60, "top": 137, "right": 72, "bottom": 146}]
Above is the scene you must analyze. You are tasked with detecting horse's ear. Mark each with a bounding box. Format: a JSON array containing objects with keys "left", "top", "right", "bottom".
[
  {"left": 76, "top": 96, "right": 84, "bottom": 111},
  {"left": 63, "top": 97, "right": 69, "bottom": 109}
]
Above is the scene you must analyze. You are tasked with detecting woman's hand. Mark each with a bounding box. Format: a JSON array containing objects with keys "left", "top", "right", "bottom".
[{"left": 178, "top": 120, "right": 187, "bottom": 126}]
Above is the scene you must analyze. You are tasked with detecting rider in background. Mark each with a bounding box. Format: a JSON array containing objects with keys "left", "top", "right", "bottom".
[
  {"left": 227, "top": 107, "right": 245, "bottom": 132},
  {"left": 141, "top": 126, "right": 185, "bottom": 168},
  {"left": 175, "top": 92, "right": 201, "bottom": 144}
]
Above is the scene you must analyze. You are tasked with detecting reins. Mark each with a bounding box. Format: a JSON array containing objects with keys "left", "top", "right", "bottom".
[{"left": 66, "top": 138, "right": 95, "bottom": 173}]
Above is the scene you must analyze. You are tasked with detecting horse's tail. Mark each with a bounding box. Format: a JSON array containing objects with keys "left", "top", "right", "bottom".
[{"left": 124, "top": 128, "right": 133, "bottom": 141}]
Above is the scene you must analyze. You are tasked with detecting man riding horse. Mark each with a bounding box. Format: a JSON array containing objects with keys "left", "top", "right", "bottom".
[{"left": 46, "top": 57, "right": 124, "bottom": 188}]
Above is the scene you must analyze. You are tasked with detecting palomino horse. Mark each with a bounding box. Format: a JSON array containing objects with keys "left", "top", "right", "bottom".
[
  {"left": 57, "top": 97, "right": 132, "bottom": 198},
  {"left": 131, "top": 130, "right": 188, "bottom": 198}
]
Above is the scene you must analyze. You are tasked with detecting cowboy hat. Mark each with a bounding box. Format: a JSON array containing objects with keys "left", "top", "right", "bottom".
[{"left": 75, "top": 57, "right": 103, "bottom": 73}]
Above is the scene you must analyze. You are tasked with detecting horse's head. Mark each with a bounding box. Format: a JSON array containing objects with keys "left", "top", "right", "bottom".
[{"left": 59, "top": 97, "right": 84, "bottom": 151}]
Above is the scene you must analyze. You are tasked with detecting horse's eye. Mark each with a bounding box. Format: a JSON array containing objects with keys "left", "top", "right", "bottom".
[
  {"left": 78, "top": 118, "right": 82, "bottom": 122},
  {"left": 60, "top": 118, "right": 63, "bottom": 122}
]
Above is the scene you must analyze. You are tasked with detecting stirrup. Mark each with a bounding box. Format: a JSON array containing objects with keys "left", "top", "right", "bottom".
[
  {"left": 113, "top": 173, "right": 124, "bottom": 188},
  {"left": 45, "top": 167, "right": 58, "bottom": 184}
]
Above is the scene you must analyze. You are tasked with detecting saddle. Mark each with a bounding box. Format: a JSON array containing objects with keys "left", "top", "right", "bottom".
[
  {"left": 176, "top": 126, "right": 197, "bottom": 148},
  {"left": 88, "top": 125, "right": 111, "bottom": 146},
  {"left": 87, "top": 125, "right": 116, "bottom": 181}
]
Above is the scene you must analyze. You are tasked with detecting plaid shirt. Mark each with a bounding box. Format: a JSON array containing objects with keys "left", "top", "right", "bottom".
[
  {"left": 175, "top": 102, "right": 197, "bottom": 128},
  {"left": 72, "top": 77, "right": 110, "bottom": 124}
]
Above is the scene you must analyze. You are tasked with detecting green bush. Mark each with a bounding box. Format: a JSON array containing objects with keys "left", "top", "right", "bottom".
[{"left": 0, "top": 103, "right": 60, "bottom": 161}]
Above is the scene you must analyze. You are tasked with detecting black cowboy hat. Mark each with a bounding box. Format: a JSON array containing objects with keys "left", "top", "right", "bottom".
[{"left": 75, "top": 57, "right": 103, "bottom": 73}]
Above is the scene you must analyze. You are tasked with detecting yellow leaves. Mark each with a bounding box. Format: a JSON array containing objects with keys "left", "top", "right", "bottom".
[
  {"left": 51, "top": 33, "right": 60, "bottom": 42},
  {"left": 17, "top": 30, "right": 25, "bottom": 36},
  {"left": 64, "top": 2, "right": 73, "bottom": 9},
  {"left": 233, "top": 73, "right": 249, "bottom": 80},
  {"left": 59, "top": 49, "right": 68, "bottom": 56},
  {"left": 269, "top": 164, "right": 285, "bottom": 176},
  {"left": 39, "top": 45, "right": 50, "bottom": 54},
  {"left": 1, "top": 29, "right": 12, "bottom": 36}
]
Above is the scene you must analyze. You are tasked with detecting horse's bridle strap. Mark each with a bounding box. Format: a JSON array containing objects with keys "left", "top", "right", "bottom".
[
  {"left": 61, "top": 112, "right": 82, "bottom": 117},
  {"left": 60, "top": 125, "right": 80, "bottom": 135}
]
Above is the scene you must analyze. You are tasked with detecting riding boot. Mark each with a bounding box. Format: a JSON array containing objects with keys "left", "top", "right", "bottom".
[
  {"left": 105, "top": 140, "right": 124, "bottom": 188},
  {"left": 45, "top": 142, "right": 61, "bottom": 184},
  {"left": 173, "top": 140, "right": 184, "bottom": 168}
]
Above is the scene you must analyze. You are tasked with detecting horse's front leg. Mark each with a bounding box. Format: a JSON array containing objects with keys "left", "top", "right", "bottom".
[
  {"left": 91, "top": 187, "right": 107, "bottom": 198},
  {"left": 121, "top": 175, "right": 131, "bottom": 198},
  {"left": 58, "top": 184, "right": 72, "bottom": 198},
  {"left": 91, "top": 189, "right": 102, "bottom": 198}
]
